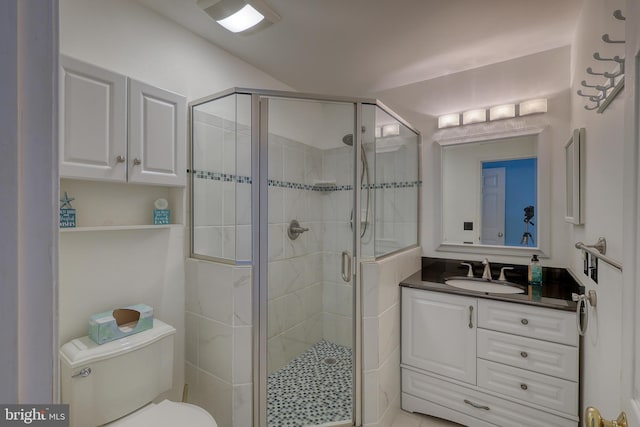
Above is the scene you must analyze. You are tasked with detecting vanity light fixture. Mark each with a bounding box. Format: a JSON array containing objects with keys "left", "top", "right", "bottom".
[
  {"left": 374, "top": 123, "right": 401, "bottom": 137},
  {"left": 438, "top": 113, "right": 460, "bottom": 129},
  {"left": 462, "top": 109, "right": 487, "bottom": 125},
  {"left": 381, "top": 123, "right": 400, "bottom": 137},
  {"left": 197, "top": 0, "right": 281, "bottom": 34},
  {"left": 519, "top": 98, "right": 548, "bottom": 116},
  {"left": 489, "top": 104, "right": 516, "bottom": 121},
  {"left": 438, "top": 98, "right": 548, "bottom": 129}
]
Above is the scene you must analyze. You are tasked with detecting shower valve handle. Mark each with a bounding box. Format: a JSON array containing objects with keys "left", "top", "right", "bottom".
[{"left": 287, "top": 219, "right": 309, "bottom": 240}]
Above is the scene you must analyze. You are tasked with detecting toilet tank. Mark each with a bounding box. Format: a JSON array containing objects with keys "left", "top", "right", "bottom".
[{"left": 60, "top": 319, "right": 175, "bottom": 427}]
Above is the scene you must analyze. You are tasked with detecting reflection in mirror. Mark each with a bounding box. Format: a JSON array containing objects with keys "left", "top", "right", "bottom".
[{"left": 442, "top": 135, "right": 537, "bottom": 248}]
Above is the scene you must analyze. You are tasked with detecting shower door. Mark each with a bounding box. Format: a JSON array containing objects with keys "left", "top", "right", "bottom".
[{"left": 257, "top": 95, "right": 359, "bottom": 427}]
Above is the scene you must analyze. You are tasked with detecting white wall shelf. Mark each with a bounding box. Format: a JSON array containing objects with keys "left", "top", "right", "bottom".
[{"left": 60, "top": 224, "right": 182, "bottom": 233}]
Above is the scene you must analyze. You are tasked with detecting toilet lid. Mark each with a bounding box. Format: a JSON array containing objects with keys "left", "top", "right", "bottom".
[{"left": 109, "top": 400, "right": 217, "bottom": 427}]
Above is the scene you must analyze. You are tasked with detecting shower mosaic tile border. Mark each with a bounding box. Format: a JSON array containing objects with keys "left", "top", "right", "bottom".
[{"left": 190, "top": 169, "right": 421, "bottom": 191}]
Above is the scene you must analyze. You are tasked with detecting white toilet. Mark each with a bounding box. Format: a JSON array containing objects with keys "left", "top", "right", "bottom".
[{"left": 60, "top": 319, "right": 217, "bottom": 427}]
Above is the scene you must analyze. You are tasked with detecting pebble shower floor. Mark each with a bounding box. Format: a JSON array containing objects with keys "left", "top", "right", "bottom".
[{"left": 267, "top": 340, "right": 352, "bottom": 426}]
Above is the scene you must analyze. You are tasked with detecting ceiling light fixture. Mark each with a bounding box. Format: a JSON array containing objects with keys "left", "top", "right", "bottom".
[
  {"left": 197, "top": 0, "right": 281, "bottom": 34},
  {"left": 217, "top": 4, "right": 264, "bottom": 33}
]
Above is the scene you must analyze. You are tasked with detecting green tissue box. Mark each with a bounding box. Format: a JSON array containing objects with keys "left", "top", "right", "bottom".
[{"left": 88, "top": 304, "right": 153, "bottom": 345}]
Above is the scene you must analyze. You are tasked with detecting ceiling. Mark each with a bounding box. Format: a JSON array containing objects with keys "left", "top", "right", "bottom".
[{"left": 137, "top": 0, "right": 583, "bottom": 122}]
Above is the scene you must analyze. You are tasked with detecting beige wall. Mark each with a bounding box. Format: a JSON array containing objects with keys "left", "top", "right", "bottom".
[{"left": 568, "top": 0, "right": 625, "bottom": 415}]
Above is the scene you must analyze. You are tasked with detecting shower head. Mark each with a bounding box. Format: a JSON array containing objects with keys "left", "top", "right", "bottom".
[
  {"left": 341, "top": 126, "right": 366, "bottom": 146},
  {"left": 342, "top": 134, "right": 354, "bottom": 146}
]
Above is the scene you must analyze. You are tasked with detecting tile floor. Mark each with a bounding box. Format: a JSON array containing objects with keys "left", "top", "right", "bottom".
[
  {"left": 267, "top": 340, "right": 352, "bottom": 426},
  {"left": 391, "top": 410, "right": 464, "bottom": 427}
]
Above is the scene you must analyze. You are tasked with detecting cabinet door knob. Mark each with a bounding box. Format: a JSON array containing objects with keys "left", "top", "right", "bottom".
[
  {"left": 71, "top": 367, "right": 92, "bottom": 378},
  {"left": 468, "top": 305, "right": 474, "bottom": 329},
  {"left": 116, "top": 155, "right": 125, "bottom": 163},
  {"left": 520, "top": 383, "right": 528, "bottom": 390},
  {"left": 520, "top": 351, "right": 528, "bottom": 358},
  {"left": 133, "top": 158, "right": 142, "bottom": 166},
  {"left": 521, "top": 318, "right": 529, "bottom": 325}
]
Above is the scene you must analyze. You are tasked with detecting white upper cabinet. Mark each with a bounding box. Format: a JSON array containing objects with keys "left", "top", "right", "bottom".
[
  {"left": 59, "top": 56, "right": 127, "bottom": 181},
  {"left": 128, "top": 79, "right": 186, "bottom": 186},
  {"left": 59, "top": 56, "right": 186, "bottom": 187}
]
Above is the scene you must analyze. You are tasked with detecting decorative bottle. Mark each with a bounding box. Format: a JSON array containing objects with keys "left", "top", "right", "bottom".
[{"left": 529, "top": 254, "right": 543, "bottom": 301}]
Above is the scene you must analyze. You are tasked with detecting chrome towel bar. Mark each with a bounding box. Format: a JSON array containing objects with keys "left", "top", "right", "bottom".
[{"left": 575, "top": 238, "right": 622, "bottom": 272}]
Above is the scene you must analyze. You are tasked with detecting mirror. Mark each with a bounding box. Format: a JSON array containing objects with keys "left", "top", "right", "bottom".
[
  {"left": 438, "top": 132, "right": 545, "bottom": 254},
  {"left": 565, "top": 128, "right": 585, "bottom": 225}
]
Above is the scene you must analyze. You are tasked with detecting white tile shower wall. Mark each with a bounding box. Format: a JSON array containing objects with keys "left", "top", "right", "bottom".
[
  {"left": 321, "top": 146, "right": 355, "bottom": 347},
  {"left": 374, "top": 143, "right": 420, "bottom": 257},
  {"left": 376, "top": 187, "right": 419, "bottom": 256},
  {"left": 185, "top": 258, "right": 252, "bottom": 427},
  {"left": 362, "top": 247, "right": 421, "bottom": 427},
  {"left": 192, "top": 110, "right": 252, "bottom": 261},
  {"left": 267, "top": 134, "right": 325, "bottom": 373}
]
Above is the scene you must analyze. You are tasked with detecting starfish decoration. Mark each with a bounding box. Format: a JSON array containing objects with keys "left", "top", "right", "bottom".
[{"left": 60, "top": 192, "right": 75, "bottom": 209}]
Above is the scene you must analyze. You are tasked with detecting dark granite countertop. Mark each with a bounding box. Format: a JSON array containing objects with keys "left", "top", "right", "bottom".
[{"left": 400, "top": 257, "right": 583, "bottom": 312}]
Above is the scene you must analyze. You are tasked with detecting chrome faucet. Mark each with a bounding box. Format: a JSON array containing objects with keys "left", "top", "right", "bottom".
[{"left": 482, "top": 258, "right": 492, "bottom": 280}]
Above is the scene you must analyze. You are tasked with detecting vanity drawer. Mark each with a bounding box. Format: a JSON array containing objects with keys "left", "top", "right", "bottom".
[
  {"left": 478, "top": 299, "right": 577, "bottom": 346},
  {"left": 477, "top": 359, "right": 578, "bottom": 416},
  {"left": 402, "top": 368, "right": 577, "bottom": 427},
  {"left": 477, "top": 329, "right": 579, "bottom": 381}
]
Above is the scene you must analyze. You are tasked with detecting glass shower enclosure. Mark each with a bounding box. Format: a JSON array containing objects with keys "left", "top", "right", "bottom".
[{"left": 190, "top": 88, "right": 419, "bottom": 427}]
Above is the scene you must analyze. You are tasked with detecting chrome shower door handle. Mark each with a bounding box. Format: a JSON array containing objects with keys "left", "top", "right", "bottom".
[{"left": 341, "top": 251, "right": 352, "bottom": 283}]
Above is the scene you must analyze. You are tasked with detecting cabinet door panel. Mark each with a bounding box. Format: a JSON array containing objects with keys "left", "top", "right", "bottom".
[
  {"left": 401, "top": 288, "right": 477, "bottom": 384},
  {"left": 59, "top": 56, "right": 127, "bottom": 181},
  {"left": 128, "top": 79, "right": 186, "bottom": 186}
]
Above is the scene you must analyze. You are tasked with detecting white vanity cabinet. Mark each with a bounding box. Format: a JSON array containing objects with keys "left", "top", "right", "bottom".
[
  {"left": 401, "top": 287, "right": 579, "bottom": 427},
  {"left": 60, "top": 56, "right": 186, "bottom": 186},
  {"left": 402, "top": 290, "right": 477, "bottom": 384}
]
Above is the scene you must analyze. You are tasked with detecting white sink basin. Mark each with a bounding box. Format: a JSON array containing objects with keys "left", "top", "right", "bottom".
[{"left": 444, "top": 278, "right": 525, "bottom": 294}]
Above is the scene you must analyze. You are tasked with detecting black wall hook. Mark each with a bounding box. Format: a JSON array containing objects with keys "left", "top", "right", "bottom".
[
  {"left": 613, "top": 10, "right": 626, "bottom": 21},
  {"left": 586, "top": 67, "right": 605, "bottom": 76},
  {"left": 602, "top": 34, "right": 624, "bottom": 44}
]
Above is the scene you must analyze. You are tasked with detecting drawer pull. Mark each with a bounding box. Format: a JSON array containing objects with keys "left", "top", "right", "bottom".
[
  {"left": 520, "top": 383, "right": 528, "bottom": 390},
  {"left": 464, "top": 399, "right": 490, "bottom": 410},
  {"left": 520, "top": 351, "right": 528, "bottom": 358},
  {"left": 469, "top": 306, "right": 474, "bottom": 329},
  {"left": 521, "top": 318, "right": 529, "bottom": 325}
]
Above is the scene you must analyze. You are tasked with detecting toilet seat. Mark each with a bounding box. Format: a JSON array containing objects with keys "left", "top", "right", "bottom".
[{"left": 107, "top": 400, "right": 217, "bottom": 427}]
